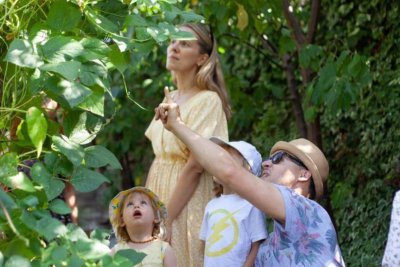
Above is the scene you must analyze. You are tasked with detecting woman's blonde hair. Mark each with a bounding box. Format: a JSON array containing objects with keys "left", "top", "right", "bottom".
[
  {"left": 176, "top": 23, "right": 231, "bottom": 119},
  {"left": 115, "top": 191, "right": 165, "bottom": 242}
]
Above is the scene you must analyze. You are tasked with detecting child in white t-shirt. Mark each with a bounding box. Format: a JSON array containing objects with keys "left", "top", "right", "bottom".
[{"left": 200, "top": 138, "right": 268, "bottom": 267}]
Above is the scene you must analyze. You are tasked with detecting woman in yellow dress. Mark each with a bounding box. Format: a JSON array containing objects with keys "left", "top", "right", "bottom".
[{"left": 145, "top": 23, "right": 230, "bottom": 267}]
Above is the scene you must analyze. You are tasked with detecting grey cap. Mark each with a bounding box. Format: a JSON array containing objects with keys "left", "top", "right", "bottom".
[{"left": 210, "top": 137, "right": 262, "bottom": 177}]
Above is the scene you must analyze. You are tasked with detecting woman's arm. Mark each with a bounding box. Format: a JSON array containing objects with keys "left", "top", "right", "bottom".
[
  {"left": 243, "top": 241, "right": 262, "bottom": 267},
  {"left": 163, "top": 244, "right": 178, "bottom": 267},
  {"left": 165, "top": 154, "right": 203, "bottom": 242}
]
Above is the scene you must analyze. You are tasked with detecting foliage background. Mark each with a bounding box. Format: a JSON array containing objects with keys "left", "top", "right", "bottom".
[
  {"left": 99, "top": 0, "right": 400, "bottom": 265},
  {"left": 1, "top": 0, "right": 399, "bottom": 266}
]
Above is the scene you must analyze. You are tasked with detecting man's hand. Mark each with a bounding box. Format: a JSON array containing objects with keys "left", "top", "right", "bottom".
[{"left": 155, "top": 86, "right": 182, "bottom": 131}]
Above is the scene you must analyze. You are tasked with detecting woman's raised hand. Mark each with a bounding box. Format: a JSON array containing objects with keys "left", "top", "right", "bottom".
[{"left": 155, "top": 86, "right": 181, "bottom": 131}]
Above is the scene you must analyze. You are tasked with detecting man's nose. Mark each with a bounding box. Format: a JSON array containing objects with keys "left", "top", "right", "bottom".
[{"left": 262, "top": 159, "right": 272, "bottom": 169}]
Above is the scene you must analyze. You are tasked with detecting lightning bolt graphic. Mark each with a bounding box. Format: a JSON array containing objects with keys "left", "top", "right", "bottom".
[{"left": 206, "top": 209, "right": 240, "bottom": 256}]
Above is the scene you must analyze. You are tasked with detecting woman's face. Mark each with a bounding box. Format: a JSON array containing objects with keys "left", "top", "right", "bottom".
[{"left": 166, "top": 26, "right": 208, "bottom": 73}]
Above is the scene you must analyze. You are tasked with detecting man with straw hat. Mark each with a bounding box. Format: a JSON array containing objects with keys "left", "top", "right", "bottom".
[{"left": 155, "top": 88, "right": 345, "bottom": 266}]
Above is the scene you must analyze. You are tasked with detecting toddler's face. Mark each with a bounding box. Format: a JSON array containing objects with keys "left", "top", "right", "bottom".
[{"left": 121, "top": 192, "right": 157, "bottom": 228}]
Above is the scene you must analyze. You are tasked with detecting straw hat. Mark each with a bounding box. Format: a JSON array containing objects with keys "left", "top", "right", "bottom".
[{"left": 270, "top": 138, "right": 329, "bottom": 200}]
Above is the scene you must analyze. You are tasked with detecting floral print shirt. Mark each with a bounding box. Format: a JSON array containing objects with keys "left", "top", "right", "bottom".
[
  {"left": 256, "top": 185, "right": 345, "bottom": 266},
  {"left": 382, "top": 190, "right": 400, "bottom": 267}
]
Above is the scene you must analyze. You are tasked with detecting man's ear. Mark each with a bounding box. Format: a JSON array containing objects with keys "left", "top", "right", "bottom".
[{"left": 298, "top": 169, "right": 312, "bottom": 182}]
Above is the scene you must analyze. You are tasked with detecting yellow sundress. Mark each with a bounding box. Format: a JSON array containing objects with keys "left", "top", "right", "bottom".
[{"left": 145, "top": 90, "right": 229, "bottom": 267}]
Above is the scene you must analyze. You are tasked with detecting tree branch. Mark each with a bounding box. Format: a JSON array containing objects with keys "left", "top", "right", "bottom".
[
  {"left": 306, "top": 0, "right": 321, "bottom": 43},
  {"left": 282, "top": 0, "right": 305, "bottom": 48},
  {"left": 283, "top": 53, "right": 307, "bottom": 138},
  {"left": 259, "top": 34, "right": 279, "bottom": 56},
  {"left": 222, "top": 33, "right": 284, "bottom": 70}
]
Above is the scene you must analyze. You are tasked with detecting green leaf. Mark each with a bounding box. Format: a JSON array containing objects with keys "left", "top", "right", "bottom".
[
  {"left": 108, "top": 45, "right": 130, "bottom": 73},
  {"left": 66, "top": 112, "right": 97, "bottom": 145},
  {"left": 22, "top": 195, "right": 39, "bottom": 207},
  {"left": 26, "top": 107, "right": 47, "bottom": 157},
  {"left": 279, "top": 29, "right": 296, "bottom": 55},
  {"left": 85, "top": 7, "right": 119, "bottom": 33},
  {"left": 52, "top": 135, "right": 84, "bottom": 166},
  {"left": 15, "top": 119, "right": 32, "bottom": 147},
  {"left": 179, "top": 11, "right": 204, "bottom": 22},
  {"left": 71, "top": 167, "right": 109, "bottom": 193},
  {"left": 116, "top": 249, "right": 147, "bottom": 265},
  {"left": 78, "top": 63, "right": 107, "bottom": 87},
  {"left": 163, "top": 4, "right": 180, "bottom": 22},
  {"left": 44, "top": 152, "right": 58, "bottom": 170},
  {"left": 90, "top": 228, "right": 111, "bottom": 245},
  {"left": 335, "top": 50, "right": 351, "bottom": 72},
  {"left": 65, "top": 224, "right": 88, "bottom": 242},
  {"left": 170, "top": 30, "right": 196, "bottom": 41},
  {"left": 299, "top": 44, "right": 323, "bottom": 70},
  {"left": 132, "top": 40, "right": 157, "bottom": 57},
  {"left": 31, "top": 162, "right": 65, "bottom": 200},
  {"left": 347, "top": 54, "right": 362, "bottom": 78},
  {"left": 49, "top": 199, "right": 72, "bottom": 215},
  {"left": 77, "top": 87, "right": 104, "bottom": 117},
  {"left": 36, "top": 217, "right": 68, "bottom": 241},
  {"left": 0, "top": 251, "right": 3, "bottom": 266},
  {"left": 51, "top": 246, "right": 68, "bottom": 262},
  {"left": 67, "top": 254, "right": 84, "bottom": 267},
  {"left": 0, "top": 187, "right": 17, "bottom": 212},
  {"left": 4, "top": 255, "right": 31, "bottom": 267},
  {"left": 147, "top": 27, "right": 169, "bottom": 43},
  {"left": 84, "top": 145, "right": 122, "bottom": 169},
  {"left": 42, "top": 36, "right": 84, "bottom": 63},
  {"left": 124, "top": 14, "right": 149, "bottom": 27},
  {"left": 134, "top": 27, "right": 152, "bottom": 41},
  {"left": 29, "top": 69, "right": 49, "bottom": 95},
  {"left": 0, "top": 153, "right": 18, "bottom": 179},
  {"left": 53, "top": 156, "right": 74, "bottom": 177},
  {"left": 304, "top": 106, "right": 318, "bottom": 123},
  {"left": 316, "top": 62, "right": 336, "bottom": 91},
  {"left": 47, "top": 1, "right": 81, "bottom": 31},
  {"left": 79, "top": 38, "right": 111, "bottom": 61},
  {"left": 45, "top": 77, "right": 92, "bottom": 108},
  {"left": 29, "top": 23, "right": 49, "bottom": 44},
  {"left": 4, "top": 39, "right": 44, "bottom": 68},
  {"left": 75, "top": 238, "right": 110, "bottom": 260},
  {"left": 1, "top": 172, "right": 35, "bottom": 192},
  {"left": 40, "top": 61, "right": 81, "bottom": 81},
  {"left": 112, "top": 35, "right": 132, "bottom": 52}
]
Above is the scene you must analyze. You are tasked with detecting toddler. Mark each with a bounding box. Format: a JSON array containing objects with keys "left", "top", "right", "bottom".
[{"left": 109, "top": 187, "right": 177, "bottom": 266}]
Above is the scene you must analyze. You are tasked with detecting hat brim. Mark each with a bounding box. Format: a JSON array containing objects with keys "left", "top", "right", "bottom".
[{"left": 270, "top": 141, "right": 323, "bottom": 199}]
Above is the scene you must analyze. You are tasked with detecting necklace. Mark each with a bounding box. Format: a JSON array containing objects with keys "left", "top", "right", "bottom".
[{"left": 130, "top": 236, "right": 156, "bottom": 244}]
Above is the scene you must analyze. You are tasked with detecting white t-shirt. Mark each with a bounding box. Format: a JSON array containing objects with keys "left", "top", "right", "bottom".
[{"left": 200, "top": 194, "right": 267, "bottom": 267}]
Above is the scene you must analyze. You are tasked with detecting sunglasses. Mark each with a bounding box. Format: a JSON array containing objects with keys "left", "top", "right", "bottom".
[{"left": 267, "top": 151, "right": 306, "bottom": 168}]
